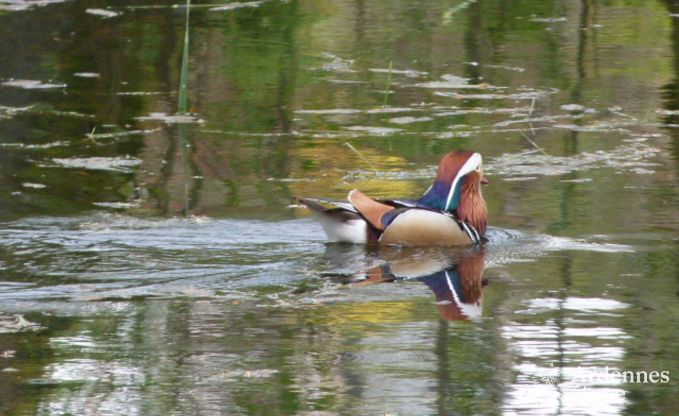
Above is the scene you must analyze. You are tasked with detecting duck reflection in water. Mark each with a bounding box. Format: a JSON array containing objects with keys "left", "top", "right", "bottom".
[{"left": 324, "top": 246, "right": 487, "bottom": 321}]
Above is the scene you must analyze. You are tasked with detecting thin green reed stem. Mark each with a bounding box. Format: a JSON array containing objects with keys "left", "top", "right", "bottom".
[
  {"left": 178, "top": 0, "right": 191, "bottom": 114},
  {"left": 179, "top": 0, "right": 191, "bottom": 216}
]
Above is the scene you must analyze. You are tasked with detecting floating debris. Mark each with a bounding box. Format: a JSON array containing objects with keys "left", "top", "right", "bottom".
[
  {"left": 0, "top": 141, "right": 69, "bottom": 149},
  {"left": 73, "top": 72, "right": 100, "bottom": 78},
  {"left": 366, "top": 107, "right": 419, "bottom": 114},
  {"left": 344, "top": 126, "right": 403, "bottom": 135},
  {"left": 559, "top": 178, "right": 593, "bottom": 183},
  {"left": 210, "top": 1, "right": 264, "bottom": 11},
  {"left": 0, "top": 314, "right": 43, "bottom": 334},
  {"left": 52, "top": 156, "right": 142, "bottom": 173},
  {"left": 135, "top": 112, "right": 203, "bottom": 124},
  {"left": 296, "top": 107, "right": 420, "bottom": 115},
  {"left": 435, "top": 89, "right": 556, "bottom": 100},
  {"left": 560, "top": 103, "right": 597, "bottom": 113},
  {"left": 0, "top": 0, "right": 64, "bottom": 11},
  {"left": 1, "top": 79, "right": 66, "bottom": 89},
  {"left": 86, "top": 127, "right": 161, "bottom": 140},
  {"left": 494, "top": 114, "right": 575, "bottom": 127},
  {"left": 324, "top": 78, "right": 368, "bottom": 85},
  {"left": 656, "top": 109, "right": 679, "bottom": 116},
  {"left": 0, "top": 350, "right": 16, "bottom": 358},
  {"left": 388, "top": 116, "right": 433, "bottom": 124},
  {"left": 487, "top": 140, "right": 661, "bottom": 177},
  {"left": 530, "top": 17, "right": 567, "bottom": 23},
  {"left": 368, "top": 68, "right": 428, "bottom": 78},
  {"left": 22, "top": 182, "right": 47, "bottom": 189},
  {"left": 295, "top": 108, "right": 362, "bottom": 115},
  {"left": 93, "top": 201, "right": 141, "bottom": 209},
  {"left": 316, "top": 53, "right": 356, "bottom": 73},
  {"left": 0, "top": 104, "right": 34, "bottom": 119},
  {"left": 85, "top": 8, "right": 120, "bottom": 18},
  {"left": 486, "top": 64, "right": 526, "bottom": 73},
  {"left": 433, "top": 106, "right": 530, "bottom": 117},
  {"left": 116, "top": 91, "right": 166, "bottom": 96},
  {"left": 204, "top": 368, "right": 278, "bottom": 382},
  {"left": 503, "top": 176, "right": 539, "bottom": 182},
  {"left": 414, "top": 74, "right": 471, "bottom": 89}
]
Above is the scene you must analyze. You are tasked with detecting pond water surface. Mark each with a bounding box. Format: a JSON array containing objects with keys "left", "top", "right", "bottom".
[{"left": 1, "top": 1, "right": 678, "bottom": 415}]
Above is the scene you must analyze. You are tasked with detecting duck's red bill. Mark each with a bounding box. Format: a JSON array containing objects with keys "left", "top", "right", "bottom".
[{"left": 481, "top": 177, "right": 490, "bottom": 185}]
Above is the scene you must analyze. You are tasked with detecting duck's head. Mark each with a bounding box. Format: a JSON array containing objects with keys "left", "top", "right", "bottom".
[{"left": 418, "top": 150, "right": 488, "bottom": 234}]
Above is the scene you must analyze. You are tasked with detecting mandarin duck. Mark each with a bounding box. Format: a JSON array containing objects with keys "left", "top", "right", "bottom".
[{"left": 298, "top": 150, "right": 488, "bottom": 246}]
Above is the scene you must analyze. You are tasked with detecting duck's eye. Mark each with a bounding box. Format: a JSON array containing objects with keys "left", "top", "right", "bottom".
[{"left": 475, "top": 165, "right": 481, "bottom": 171}]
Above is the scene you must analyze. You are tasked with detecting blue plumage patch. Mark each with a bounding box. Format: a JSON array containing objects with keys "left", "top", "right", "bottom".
[{"left": 418, "top": 178, "right": 465, "bottom": 211}]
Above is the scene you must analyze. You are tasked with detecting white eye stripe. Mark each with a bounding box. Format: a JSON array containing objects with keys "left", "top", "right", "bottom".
[{"left": 444, "top": 153, "right": 483, "bottom": 211}]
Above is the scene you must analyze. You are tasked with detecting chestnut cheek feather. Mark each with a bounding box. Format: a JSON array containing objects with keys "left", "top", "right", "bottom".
[{"left": 457, "top": 173, "right": 488, "bottom": 235}]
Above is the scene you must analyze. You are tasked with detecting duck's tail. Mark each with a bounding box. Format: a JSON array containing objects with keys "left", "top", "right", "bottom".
[{"left": 295, "top": 197, "right": 369, "bottom": 244}]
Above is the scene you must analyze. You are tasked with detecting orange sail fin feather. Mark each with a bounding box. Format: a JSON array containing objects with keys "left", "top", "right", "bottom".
[{"left": 347, "top": 190, "right": 394, "bottom": 231}]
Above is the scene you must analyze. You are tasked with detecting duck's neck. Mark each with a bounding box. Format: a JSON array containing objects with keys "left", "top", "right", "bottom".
[{"left": 456, "top": 179, "right": 487, "bottom": 235}]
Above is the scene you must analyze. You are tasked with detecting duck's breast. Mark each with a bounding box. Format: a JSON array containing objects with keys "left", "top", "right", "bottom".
[{"left": 379, "top": 209, "right": 472, "bottom": 246}]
